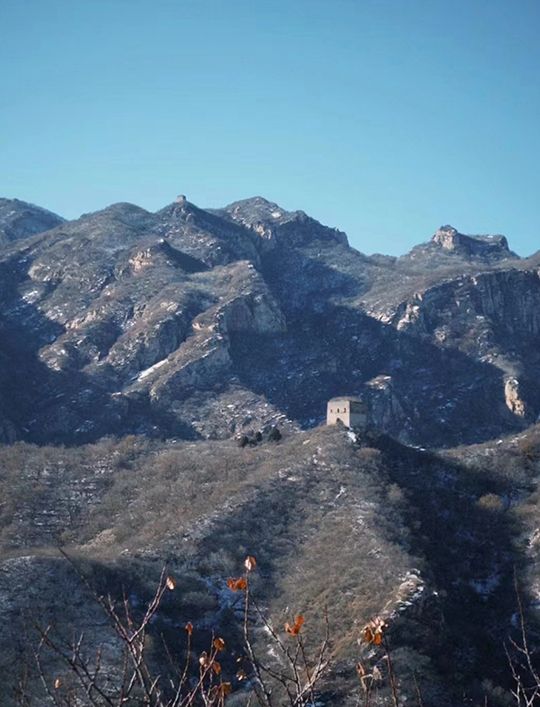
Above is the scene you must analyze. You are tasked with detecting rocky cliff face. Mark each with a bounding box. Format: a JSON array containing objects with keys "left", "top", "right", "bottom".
[{"left": 0, "top": 196, "right": 538, "bottom": 447}]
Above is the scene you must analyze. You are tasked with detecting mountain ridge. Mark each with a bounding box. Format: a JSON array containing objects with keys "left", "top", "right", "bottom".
[
  {"left": 0, "top": 197, "right": 64, "bottom": 246},
  {"left": 0, "top": 193, "right": 537, "bottom": 449}
]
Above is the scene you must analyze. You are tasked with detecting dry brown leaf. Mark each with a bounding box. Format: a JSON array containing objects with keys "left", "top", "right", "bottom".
[
  {"left": 220, "top": 682, "right": 232, "bottom": 696},
  {"left": 227, "top": 577, "right": 247, "bottom": 592},
  {"left": 285, "top": 614, "right": 305, "bottom": 636},
  {"left": 213, "top": 637, "right": 226, "bottom": 652},
  {"left": 362, "top": 616, "right": 387, "bottom": 645}
]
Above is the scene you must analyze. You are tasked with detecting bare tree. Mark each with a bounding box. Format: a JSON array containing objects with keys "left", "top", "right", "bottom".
[
  {"left": 505, "top": 571, "right": 540, "bottom": 707},
  {"left": 15, "top": 552, "right": 331, "bottom": 707}
]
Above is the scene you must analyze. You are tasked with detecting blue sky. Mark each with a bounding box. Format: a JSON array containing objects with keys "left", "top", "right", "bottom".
[{"left": 1, "top": 0, "right": 539, "bottom": 255}]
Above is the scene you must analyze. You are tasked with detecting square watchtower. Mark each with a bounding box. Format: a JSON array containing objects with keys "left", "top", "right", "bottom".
[{"left": 327, "top": 397, "right": 367, "bottom": 429}]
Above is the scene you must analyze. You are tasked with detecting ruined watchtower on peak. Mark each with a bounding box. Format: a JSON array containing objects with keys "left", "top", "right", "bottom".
[{"left": 327, "top": 397, "right": 367, "bottom": 429}]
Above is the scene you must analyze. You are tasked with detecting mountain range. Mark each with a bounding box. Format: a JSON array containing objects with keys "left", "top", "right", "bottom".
[
  {"left": 2, "top": 194, "right": 540, "bottom": 705},
  {"left": 1, "top": 194, "right": 539, "bottom": 449}
]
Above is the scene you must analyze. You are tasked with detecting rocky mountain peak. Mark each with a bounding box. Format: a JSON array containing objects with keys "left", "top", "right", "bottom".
[
  {"left": 156, "top": 198, "right": 262, "bottom": 267},
  {"left": 432, "top": 225, "right": 460, "bottom": 248},
  {"left": 431, "top": 225, "right": 512, "bottom": 259},
  {"left": 158, "top": 195, "right": 197, "bottom": 219},
  {"left": 220, "top": 196, "right": 293, "bottom": 227},
  {"left": 0, "top": 197, "right": 64, "bottom": 246},
  {"left": 214, "top": 196, "right": 348, "bottom": 248}
]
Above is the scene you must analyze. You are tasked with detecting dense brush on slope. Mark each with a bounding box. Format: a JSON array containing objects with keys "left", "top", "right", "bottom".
[
  {"left": 2, "top": 425, "right": 540, "bottom": 703},
  {"left": 0, "top": 428, "right": 422, "bottom": 703}
]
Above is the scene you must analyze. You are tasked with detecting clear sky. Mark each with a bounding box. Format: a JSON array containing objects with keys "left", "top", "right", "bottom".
[{"left": 1, "top": 0, "right": 539, "bottom": 256}]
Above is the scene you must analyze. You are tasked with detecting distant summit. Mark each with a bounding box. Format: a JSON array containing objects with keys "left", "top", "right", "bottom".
[
  {"left": 0, "top": 198, "right": 64, "bottom": 246},
  {"left": 217, "top": 196, "right": 295, "bottom": 227},
  {"left": 212, "top": 196, "right": 349, "bottom": 248},
  {"left": 431, "top": 225, "right": 512, "bottom": 259},
  {"left": 401, "top": 224, "right": 517, "bottom": 265}
]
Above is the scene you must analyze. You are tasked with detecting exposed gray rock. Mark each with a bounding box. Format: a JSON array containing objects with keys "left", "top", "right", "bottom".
[
  {"left": 432, "top": 224, "right": 512, "bottom": 258},
  {"left": 364, "top": 374, "right": 412, "bottom": 441},
  {"left": 504, "top": 377, "right": 528, "bottom": 418}
]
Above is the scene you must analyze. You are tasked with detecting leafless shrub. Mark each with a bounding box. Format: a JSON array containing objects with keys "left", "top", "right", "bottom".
[
  {"left": 505, "top": 571, "right": 540, "bottom": 707},
  {"left": 15, "top": 552, "right": 331, "bottom": 707},
  {"left": 477, "top": 493, "right": 505, "bottom": 513}
]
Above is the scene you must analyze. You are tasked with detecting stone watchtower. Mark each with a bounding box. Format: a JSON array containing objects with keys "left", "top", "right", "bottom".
[{"left": 327, "top": 397, "right": 368, "bottom": 429}]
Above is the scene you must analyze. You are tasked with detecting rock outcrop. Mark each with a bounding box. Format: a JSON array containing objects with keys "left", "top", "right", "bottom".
[
  {"left": 504, "top": 377, "right": 528, "bottom": 418},
  {"left": 431, "top": 225, "right": 512, "bottom": 259}
]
